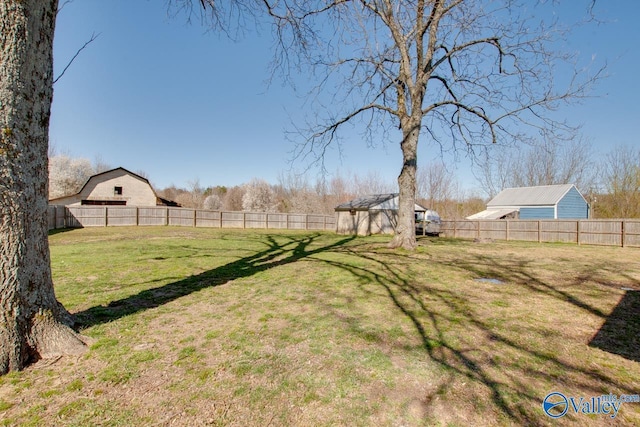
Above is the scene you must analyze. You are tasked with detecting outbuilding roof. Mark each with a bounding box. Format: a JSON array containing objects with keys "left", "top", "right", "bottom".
[
  {"left": 335, "top": 193, "right": 426, "bottom": 212},
  {"left": 487, "top": 184, "right": 576, "bottom": 207},
  {"left": 466, "top": 208, "right": 519, "bottom": 220}
]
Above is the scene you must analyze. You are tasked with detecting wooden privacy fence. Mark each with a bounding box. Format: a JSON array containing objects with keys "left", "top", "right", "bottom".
[
  {"left": 48, "top": 205, "right": 335, "bottom": 232},
  {"left": 441, "top": 219, "right": 640, "bottom": 248}
]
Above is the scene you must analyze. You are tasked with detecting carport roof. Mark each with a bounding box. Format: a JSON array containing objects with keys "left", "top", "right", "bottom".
[{"left": 466, "top": 208, "right": 518, "bottom": 220}]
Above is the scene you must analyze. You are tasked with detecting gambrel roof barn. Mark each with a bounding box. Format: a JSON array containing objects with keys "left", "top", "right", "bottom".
[
  {"left": 49, "top": 167, "right": 179, "bottom": 207},
  {"left": 467, "top": 184, "right": 589, "bottom": 220}
]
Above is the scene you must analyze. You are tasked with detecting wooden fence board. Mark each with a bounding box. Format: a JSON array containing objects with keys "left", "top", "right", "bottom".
[
  {"left": 440, "top": 219, "right": 640, "bottom": 248},
  {"left": 47, "top": 206, "right": 633, "bottom": 246}
]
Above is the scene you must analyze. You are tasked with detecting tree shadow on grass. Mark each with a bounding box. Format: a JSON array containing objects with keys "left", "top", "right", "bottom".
[
  {"left": 589, "top": 290, "right": 640, "bottom": 362},
  {"left": 318, "top": 243, "right": 640, "bottom": 425},
  {"left": 73, "top": 233, "right": 355, "bottom": 328},
  {"left": 72, "top": 235, "right": 639, "bottom": 425}
]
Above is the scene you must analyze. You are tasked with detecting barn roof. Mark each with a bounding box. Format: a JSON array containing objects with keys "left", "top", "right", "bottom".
[
  {"left": 487, "top": 184, "right": 576, "bottom": 207},
  {"left": 335, "top": 193, "right": 426, "bottom": 212}
]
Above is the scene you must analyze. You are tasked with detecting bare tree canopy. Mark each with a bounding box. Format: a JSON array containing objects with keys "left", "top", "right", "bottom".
[
  {"left": 262, "top": 0, "right": 603, "bottom": 249},
  {"left": 475, "top": 133, "right": 596, "bottom": 198}
]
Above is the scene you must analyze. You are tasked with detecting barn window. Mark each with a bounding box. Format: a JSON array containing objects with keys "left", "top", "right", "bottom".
[{"left": 114, "top": 186, "right": 123, "bottom": 195}]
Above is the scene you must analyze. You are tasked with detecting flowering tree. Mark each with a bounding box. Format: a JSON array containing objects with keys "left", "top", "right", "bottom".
[
  {"left": 242, "top": 178, "right": 277, "bottom": 212},
  {"left": 48, "top": 155, "right": 94, "bottom": 199}
]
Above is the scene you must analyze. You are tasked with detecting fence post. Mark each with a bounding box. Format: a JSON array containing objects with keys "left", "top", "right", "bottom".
[
  {"left": 194, "top": 209, "right": 197, "bottom": 227},
  {"left": 104, "top": 207, "right": 108, "bottom": 227},
  {"left": 219, "top": 211, "right": 223, "bottom": 228},
  {"left": 622, "top": 220, "right": 626, "bottom": 248},
  {"left": 538, "top": 221, "right": 541, "bottom": 243},
  {"left": 306, "top": 214, "right": 309, "bottom": 230},
  {"left": 506, "top": 220, "right": 510, "bottom": 241},
  {"left": 243, "top": 212, "right": 246, "bottom": 229},
  {"left": 577, "top": 221, "right": 581, "bottom": 245}
]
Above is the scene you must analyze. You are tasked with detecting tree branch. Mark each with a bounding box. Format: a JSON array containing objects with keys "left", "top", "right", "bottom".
[{"left": 53, "top": 32, "right": 100, "bottom": 85}]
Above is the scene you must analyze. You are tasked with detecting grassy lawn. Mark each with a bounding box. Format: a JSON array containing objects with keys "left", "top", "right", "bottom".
[{"left": 1, "top": 226, "right": 639, "bottom": 426}]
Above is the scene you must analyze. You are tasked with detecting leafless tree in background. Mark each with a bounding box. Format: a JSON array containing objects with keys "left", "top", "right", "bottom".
[
  {"left": 475, "top": 134, "right": 596, "bottom": 198},
  {"left": 417, "top": 163, "right": 457, "bottom": 208},
  {"left": 596, "top": 145, "right": 640, "bottom": 218}
]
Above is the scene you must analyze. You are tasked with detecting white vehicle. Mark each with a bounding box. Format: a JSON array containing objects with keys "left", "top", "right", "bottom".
[{"left": 415, "top": 210, "right": 441, "bottom": 236}]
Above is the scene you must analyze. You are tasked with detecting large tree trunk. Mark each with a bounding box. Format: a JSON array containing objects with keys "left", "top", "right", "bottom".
[
  {"left": 389, "top": 122, "right": 419, "bottom": 250},
  {"left": 1, "top": 0, "right": 87, "bottom": 375}
]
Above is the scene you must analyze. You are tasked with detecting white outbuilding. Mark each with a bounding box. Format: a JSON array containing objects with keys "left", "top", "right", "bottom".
[{"left": 335, "top": 193, "right": 428, "bottom": 236}]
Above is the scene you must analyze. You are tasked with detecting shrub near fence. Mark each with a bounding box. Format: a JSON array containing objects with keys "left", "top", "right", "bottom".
[
  {"left": 441, "top": 219, "right": 640, "bottom": 248},
  {"left": 48, "top": 205, "right": 336, "bottom": 232}
]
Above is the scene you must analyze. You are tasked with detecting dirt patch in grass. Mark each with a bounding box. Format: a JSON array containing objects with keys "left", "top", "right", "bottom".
[{"left": 1, "top": 228, "right": 639, "bottom": 426}]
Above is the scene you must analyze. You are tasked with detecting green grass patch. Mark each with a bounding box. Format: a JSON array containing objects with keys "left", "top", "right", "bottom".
[{"left": 1, "top": 227, "right": 639, "bottom": 426}]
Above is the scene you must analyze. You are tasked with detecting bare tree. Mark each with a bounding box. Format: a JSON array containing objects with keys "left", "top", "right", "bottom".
[
  {"left": 349, "top": 171, "right": 396, "bottom": 197},
  {"left": 1, "top": 0, "right": 87, "bottom": 374},
  {"left": 597, "top": 145, "right": 640, "bottom": 218},
  {"left": 277, "top": 171, "right": 326, "bottom": 213},
  {"left": 476, "top": 133, "right": 596, "bottom": 197},
  {"left": 266, "top": 0, "right": 602, "bottom": 249},
  {"left": 417, "top": 163, "right": 456, "bottom": 206},
  {"left": 222, "top": 185, "right": 246, "bottom": 211}
]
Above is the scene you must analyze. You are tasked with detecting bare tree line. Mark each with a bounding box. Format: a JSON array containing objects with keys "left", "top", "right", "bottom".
[{"left": 50, "top": 141, "right": 640, "bottom": 219}]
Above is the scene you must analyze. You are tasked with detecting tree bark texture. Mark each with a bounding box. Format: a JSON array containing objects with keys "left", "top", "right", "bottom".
[
  {"left": 0, "top": 0, "right": 86, "bottom": 374},
  {"left": 389, "top": 120, "right": 420, "bottom": 250}
]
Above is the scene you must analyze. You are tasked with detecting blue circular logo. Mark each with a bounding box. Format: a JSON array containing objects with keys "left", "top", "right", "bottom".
[{"left": 543, "top": 392, "right": 569, "bottom": 418}]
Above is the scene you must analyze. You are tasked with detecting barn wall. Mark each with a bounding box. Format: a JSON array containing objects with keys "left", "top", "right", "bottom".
[
  {"left": 519, "top": 207, "right": 555, "bottom": 219},
  {"left": 557, "top": 187, "right": 589, "bottom": 219},
  {"left": 72, "top": 170, "right": 157, "bottom": 206}
]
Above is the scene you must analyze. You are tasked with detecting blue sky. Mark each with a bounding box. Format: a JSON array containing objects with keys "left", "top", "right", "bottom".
[{"left": 51, "top": 1, "right": 639, "bottom": 193}]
